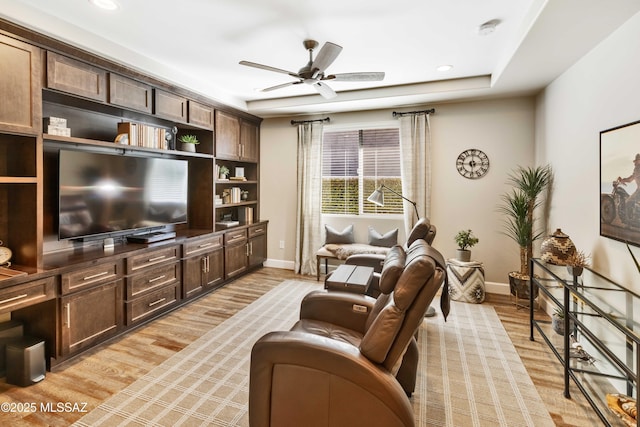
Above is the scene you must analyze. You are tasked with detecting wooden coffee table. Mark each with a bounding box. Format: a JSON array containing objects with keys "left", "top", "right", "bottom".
[{"left": 324, "top": 264, "right": 374, "bottom": 294}]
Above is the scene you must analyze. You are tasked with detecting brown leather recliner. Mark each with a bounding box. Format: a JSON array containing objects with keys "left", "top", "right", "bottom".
[
  {"left": 249, "top": 239, "right": 448, "bottom": 427},
  {"left": 344, "top": 217, "right": 437, "bottom": 298}
]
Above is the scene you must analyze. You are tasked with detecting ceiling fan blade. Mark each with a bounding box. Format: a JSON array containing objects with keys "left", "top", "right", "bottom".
[
  {"left": 312, "top": 81, "right": 337, "bottom": 99},
  {"left": 239, "top": 60, "right": 299, "bottom": 78},
  {"left": 261, "top": 81, "right": 302, "bottom": 92},
  {"left": 324, "top": 72, "right": 385, "bottom": 82},
  {"left": 311, "top": 42, "right": 342, "bottom": 73}
]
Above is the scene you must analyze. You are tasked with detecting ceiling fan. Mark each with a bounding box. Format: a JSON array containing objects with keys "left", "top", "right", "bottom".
[{"left": 239, "top": 40, "right": 385, "bottom": 99}]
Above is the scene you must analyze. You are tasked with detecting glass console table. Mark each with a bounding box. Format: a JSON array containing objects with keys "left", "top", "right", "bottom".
[{"left": 530, "top": 258, "right": 640, "bottom": 426}]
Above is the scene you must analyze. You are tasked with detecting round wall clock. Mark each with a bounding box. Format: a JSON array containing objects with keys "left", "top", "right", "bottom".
[{"left": 456, "top": 149, "right": 490, "bottom": 179}]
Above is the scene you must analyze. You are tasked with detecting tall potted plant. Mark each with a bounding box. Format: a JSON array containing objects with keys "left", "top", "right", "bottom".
[{"left": 498, "top": 165, "right": 552, "bottom": 299}]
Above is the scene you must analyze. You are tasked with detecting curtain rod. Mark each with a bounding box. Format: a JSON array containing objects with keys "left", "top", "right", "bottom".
[
  {"left": 392, "top": 108, "right": 435, "bottom": 117},
  {"left": 290, "top": 117, "right": 330, "bottom": 125}
]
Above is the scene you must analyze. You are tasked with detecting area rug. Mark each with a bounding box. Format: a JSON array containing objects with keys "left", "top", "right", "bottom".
[
  {"left": 414, "top": 302, "right": 554, "bottom": 427},
  {"left": 75, "top": 280, "right": 554, "bottom": 426}
]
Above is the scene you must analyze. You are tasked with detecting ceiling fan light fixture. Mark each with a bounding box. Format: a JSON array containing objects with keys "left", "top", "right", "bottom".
[
  {"left": 436, "top": 64, "right": 453, "bottom": 72},
  {"left": 478, "top": 19, "right": 501, "bottom": 36}
]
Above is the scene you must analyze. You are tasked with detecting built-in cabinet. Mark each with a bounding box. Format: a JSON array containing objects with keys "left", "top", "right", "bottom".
[
  {"left": 0, "top": 22, "right": 267, "bottom": 369},
  {"left": 183, "top": 234, "right": 224, "bottom": 298},
  {"left": 60, "top": 260, "right": 124, "bottom": 356},
  {"left": 0, "top": 32, "right": 42, "bottom": 270}
]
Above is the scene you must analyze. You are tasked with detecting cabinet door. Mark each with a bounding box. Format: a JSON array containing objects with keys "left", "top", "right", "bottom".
[
  {"left": 188, "top": 100, "right": 214, "bottom": 129},
  {"left": 183, "top": 255, "right": 206, "bottom": 299},
  {"left": 249, "top": 233, "right": 267, "bottom": 268},
  {"left": 109, "top": 73, "right": 152, "bottom": 113},
  {"left": 155, "top": 89, "right": 187, "bottom": 122},
  {"left": 60, "top": 280, "right": 123, "bottom": 356},
  {"left": 0, "top": 34, "right": 41, "bottom": 134},
  {"left": 46, "top": 51, "right": 107, "bottom": 102},
  {"left": 215, "top": 110, "right": 240, "bottom": 159},
  {"left": 225, "top": 243, "right": 248, "bottom": 279},
  {"left": 240, "top": 120, "right": 259, "bottom": 162},
  {"left": 205, "top": 248, "right": 224, "bottom": 288}
]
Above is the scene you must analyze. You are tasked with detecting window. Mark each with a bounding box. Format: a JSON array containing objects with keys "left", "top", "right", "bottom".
[{"left": 321, "top": 127, "right": 403, "bottom": 215}]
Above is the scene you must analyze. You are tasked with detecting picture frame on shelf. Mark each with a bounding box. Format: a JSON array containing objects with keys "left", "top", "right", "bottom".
[
  {"left": 235, "top": 167, "right": 244, "bottom": 178},
  {"left": 600, "top": 119, "right": 640, "bottom": 246}
]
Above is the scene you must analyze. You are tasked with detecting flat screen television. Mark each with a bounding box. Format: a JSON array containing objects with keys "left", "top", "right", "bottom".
[{"left": 59, "top": 149, "right": 188, "bottom": 240}]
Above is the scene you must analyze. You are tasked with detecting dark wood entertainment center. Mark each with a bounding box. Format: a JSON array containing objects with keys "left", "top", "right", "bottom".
[{"left": 0, "top": 19, "right": 267, "bottom": 368}]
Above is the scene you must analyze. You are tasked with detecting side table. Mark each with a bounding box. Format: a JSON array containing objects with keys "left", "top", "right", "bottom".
[
  {"left": 325, "top": 265, "right": 374, "bottom": 295},
  {"left": 446, "top": 259, "right": 485, "bottom": 303}
]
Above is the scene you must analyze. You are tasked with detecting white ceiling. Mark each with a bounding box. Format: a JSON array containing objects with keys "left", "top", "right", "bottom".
[{"left": 1, "top": 0, "right": 639, "bottom": 117}]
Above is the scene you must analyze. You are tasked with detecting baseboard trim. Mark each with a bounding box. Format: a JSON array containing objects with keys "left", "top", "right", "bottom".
[
  {"left": 264, "top": 260, "right": 512, "bottom": 295},
  {"left": 264, "top": 259, "right": 295, "bottom": 270},
  {"left": 486, "top": 281, "right": 509, "bottom": 295}
]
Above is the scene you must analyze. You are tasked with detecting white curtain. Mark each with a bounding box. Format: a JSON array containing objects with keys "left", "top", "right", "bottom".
[
  {"left": 294, "top": 121, "right": 324, "bottom": 275},
  {"left": 399, "top": 113, "right": 432, "bottom": 236}
]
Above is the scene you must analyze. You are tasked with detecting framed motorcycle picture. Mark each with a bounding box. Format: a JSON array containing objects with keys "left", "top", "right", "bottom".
[{"left": 600, "top": 119, "right": 640, "bottom": 246}]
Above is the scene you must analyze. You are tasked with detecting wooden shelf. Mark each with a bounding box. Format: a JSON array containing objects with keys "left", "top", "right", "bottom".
[
  {"left": 215, "top": 180, "right": 258, "bottom": 185},
  {"left": 216, "top": 201, "right": 258, "bottom": 208},
  {"left": 0, "top": 177, "right": 38, "bottom": 184},
  {"left": 43, "top": 134, "right": 214, "bottom": 158}
]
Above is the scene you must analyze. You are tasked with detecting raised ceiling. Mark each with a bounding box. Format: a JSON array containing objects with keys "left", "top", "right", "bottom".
[{"left": 1, "top": 0, "right": 639, "bottom": 117}]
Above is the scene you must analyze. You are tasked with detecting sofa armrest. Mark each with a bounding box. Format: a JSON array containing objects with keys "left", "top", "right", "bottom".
[
  {"left": 249, "top": 331, "right": 414, "bottom": 427},
  {"left": 345, "top": 253, "right": 386, "bottom": 273},
  {"left": 299, "top": 290, "right": 376, "bottom": 333}
]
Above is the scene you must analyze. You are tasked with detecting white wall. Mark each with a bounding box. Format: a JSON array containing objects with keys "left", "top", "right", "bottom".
[
  {"left": 536, "top": 11, "right": 640, "bottom": 289},
  {"left": 260, "top": 97, "right": 537, "bottom": 290}
]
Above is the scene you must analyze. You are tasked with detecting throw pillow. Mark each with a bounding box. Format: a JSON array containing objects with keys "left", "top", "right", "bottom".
[
  {"left": 324, "top": 224, "right": 355, "bottom": 244},
  {"left": 368, "top": 226, "right": 398, "bottom": 247}
]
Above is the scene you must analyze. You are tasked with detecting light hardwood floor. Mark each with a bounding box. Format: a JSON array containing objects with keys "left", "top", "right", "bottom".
[{"left": 0, "top": 267, "right": 601, "bottom": 426}]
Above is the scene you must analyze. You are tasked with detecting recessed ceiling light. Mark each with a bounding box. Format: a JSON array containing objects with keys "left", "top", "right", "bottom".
[
  {"left": 436, "top": 65, "right": 453, "bottom": 72},
  {"left": 478, "top": 19, "right": 501, "bottom": 36},
  {"left": 88, "top": 0, "right": 120, "bottom": 11}
]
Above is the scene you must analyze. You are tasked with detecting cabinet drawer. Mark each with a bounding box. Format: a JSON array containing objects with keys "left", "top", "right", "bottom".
[
  {"left": 184, "top": 235, "right": 223, "bottom": 257},
  {"left": 46, "top": 51, "right": 107, "bottom": 102},
  {"left": 109, "top": 73, "right": 152, "bottom": 113},
  {"left": 248, "top": 224, "right": 266, "bottom": 238},
  {"left": 127, "top": 246, "right": 180, "bottom": 274},
  {"left": 224, "top": 229, "right": 247, "bottom": 245},
  {"left": 126, "top": 283, "right": 179, "bottom": 325},
  {"left": 61, "top": 261, "right": 122, "bottom": 295},
  {"left": 188, "top": 100, "right": 213, "bottom": 129},
  {"left": 0, "top": 277, "right": 55, "bottom": 314},
  {"left": 155, "top": 89, "right": 187, "bottom": 122},
  {"left": 126, "top": 262, "right": 180, "bottom": 300}
]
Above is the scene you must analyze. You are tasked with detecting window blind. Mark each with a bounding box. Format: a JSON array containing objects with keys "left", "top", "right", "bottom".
[{"left": 321, "top": 128, "right": 402, "bottom": 215}]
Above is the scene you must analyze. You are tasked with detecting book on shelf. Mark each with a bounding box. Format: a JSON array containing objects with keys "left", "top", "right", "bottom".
[
  {"left": 117, "top": 122, "right": 168, "bottom": 149},
  {"left": 238, "top": 207, "right": 254, "bottom": 224},
  {"left": 229, "top": 176, "right": 247, "bottom": 181}
]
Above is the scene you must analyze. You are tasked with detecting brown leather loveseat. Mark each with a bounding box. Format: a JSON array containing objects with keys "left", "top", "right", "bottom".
[{"left": 249, "top": 238, "right": 448, "bottom": 427}]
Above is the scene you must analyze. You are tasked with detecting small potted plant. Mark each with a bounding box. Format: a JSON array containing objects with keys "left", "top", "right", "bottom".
[
  {"left": 178, "top": 134, "right": 199, "bottom": 152},
  {"left": 219, "top": 165, "right": 230, "bottom": 180},
  {"left": 551, "top": 307, "right": 574, "bottom": 336},
  {"left": 566, "top": 250, "right": 590, "bottom": 277},
  {"left": 454, "top": 229, "right": 479, "bottom": 262}
]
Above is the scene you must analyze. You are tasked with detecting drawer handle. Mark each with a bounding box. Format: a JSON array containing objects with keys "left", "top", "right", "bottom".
[
  {"left": 148, "top": 255, "right": 167, "bottom": 262},
  {"left": 198, "top": 243, "right": 213, "bottom": 248},
  {"left": 148, "top": 275, "right": 166, "bottom": 283},
  {"left": 0, "top": 293, "right": 28, "bottom": 305},
  {"left": 253, "top": 228, "right": 264, "bottom": 233},
  {"left": 148, "top": 297, "right": 166, "bottom": 307},
  {"left": 83, "top": 271, "right": 109, "bottom": 281},
  {"left": 229, "top": 235, "right": 244, "bottom": 242}
]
